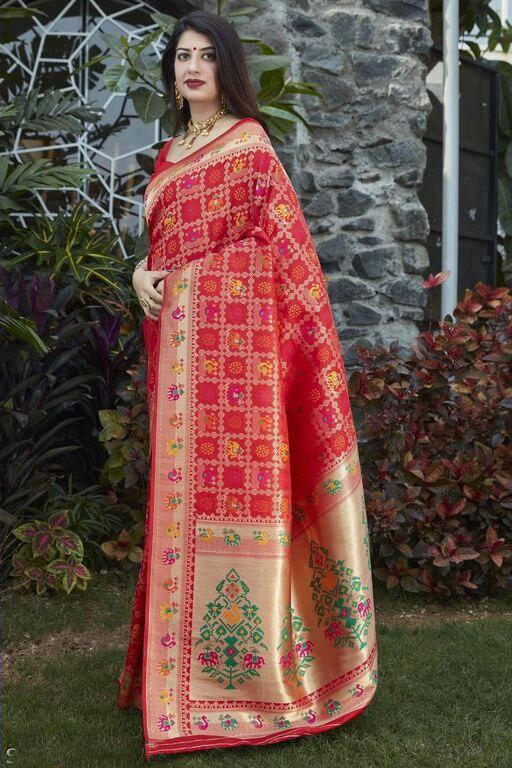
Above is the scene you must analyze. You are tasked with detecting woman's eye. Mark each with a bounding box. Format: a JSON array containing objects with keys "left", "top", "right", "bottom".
[{"left": 177, "top": 53, "right": 215, "bottom": 60}]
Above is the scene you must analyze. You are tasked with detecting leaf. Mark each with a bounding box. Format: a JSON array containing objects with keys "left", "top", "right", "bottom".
[
  {"left": 131, "top": 87, "right": 166, "bottom": 123},
  {"left": 12, "top": 522, "right": 39, "bottom": 542},
  {"left": 56, "top": 532, "right": 84, "bottom": 557},
  {"left": 259, "top": 105, "right": 299, "bottom": 123},
  {"left": 103, "top": 63, "right": 131, "bottom": 92},
  {"left": 459, "top": 579, "right": 479, "bottom": 590},
  {"left": 490, "top": 552, "right": 503, "bottom": 568},
  {"left": 386, "top": 574, "right": 400, "bottom": 589},
  {"left": 373, "top": 567, "right": 389, "bottom": 582},
  {"left": 0, "top": 7, "right": 46, "bottom": 17},
  {"left": 128, "top": 545, "right": 143, "bottom": 563},
  {"left": 48, "top": 509, "right": 69, "bottom": 529},
  {"left": 32, "top": 531, "right": 54, "bottom": 558},
  {"left": 3, "top": 88, "right": 103, "bottom": 135},
  {"left": 495, "top": 473, "right": 512, "bottom": 491},
  {"left": 150, "top": 11, "right": 177, "bottom": 32},
  {"left": 11, "top": 554, "right": 26, "bottom": 571},
  {"left": 0, "top": 160, "right": 96, "bottom": 214},
  {"left": 62, "top": 572, "right": 77, "bottom": 594},
  {"left": 98, "top": 32, "right": 127, "bottom": 58},
  {"left": 400, "top": 575, "right": 420, "bottom": 593},
  {"left": 101, "top": 541, "right": 119, "bottom": 558},
  {"left": 424, "top": 463, "right": 445, "bottom": 483},
  {"left": 46, "top": 559, "right": 69, "bottom": 574},
  {"left": 0, "top": 310, "right": 50, "bottom": 353},
  {"left": 395, "top": 543, "right": 413, "bottom": 558},
  {"left": 246, "top": 55, "right": 290, "bottom": 76},
  {"left": 462, "top": 40, "right": 482, "bottom": 59},
  {"left": 74, "top": 563, "right": 92, "bottom": 580},
  {"left": 450, "top": 548, "right": 480, "bottom": 563}
]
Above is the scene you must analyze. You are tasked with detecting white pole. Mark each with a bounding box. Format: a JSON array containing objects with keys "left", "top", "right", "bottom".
[
  {"left": 441, "top": 0, "right": 460, "bottom": 319},
  {"left": 502, "top": 0, "right": 510, "bottom": 26}
]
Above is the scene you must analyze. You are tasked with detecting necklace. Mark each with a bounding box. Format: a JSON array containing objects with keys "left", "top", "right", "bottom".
[{"left": 177, "top": 105, "right": 230, "bottom": 149}]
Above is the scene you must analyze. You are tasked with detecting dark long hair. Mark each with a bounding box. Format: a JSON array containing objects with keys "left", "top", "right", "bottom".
[{"left": 161, "top": 10, "right": 268, "bottom": 136}]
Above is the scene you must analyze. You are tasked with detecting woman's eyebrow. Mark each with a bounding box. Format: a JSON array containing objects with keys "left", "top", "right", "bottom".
[{"left": 176, "top": 46, "right": 215, "bottom": 51}]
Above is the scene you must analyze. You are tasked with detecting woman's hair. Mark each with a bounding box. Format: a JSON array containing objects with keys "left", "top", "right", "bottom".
[{"left": 161, "top": 10, "right": 268, "bottom": 136}]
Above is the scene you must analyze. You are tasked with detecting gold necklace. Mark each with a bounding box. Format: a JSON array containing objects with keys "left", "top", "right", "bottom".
[{"left": 177, "top": 106, "right": 229, "bottom": 149}]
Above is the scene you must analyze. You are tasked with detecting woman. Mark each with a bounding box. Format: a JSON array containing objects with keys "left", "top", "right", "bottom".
[{"left": 117, "top": 9, "right": 378, "bottom": 760}]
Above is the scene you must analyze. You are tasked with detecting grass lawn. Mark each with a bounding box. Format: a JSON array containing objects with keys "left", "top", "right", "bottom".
[{"left": 3, "top": 571, "right": 512, "bottom": 768}]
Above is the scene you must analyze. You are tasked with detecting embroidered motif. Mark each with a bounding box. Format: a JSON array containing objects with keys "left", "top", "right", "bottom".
[
  {"left": 309, "top": 540, "right": 373, "bottom": 651},
  {"left": 219, "top": 713, "right": 239, "bottom": 731},
  {"left": 192, "top": 714, "right": 210, "bottom": 729},
  {"left": 277, "top": 604, "right": 315, "bottom": 687},
  {"left": 195, "top": 567, "right": 269, "bottom": 689}
]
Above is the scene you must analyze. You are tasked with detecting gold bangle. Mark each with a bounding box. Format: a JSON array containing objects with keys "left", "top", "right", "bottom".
[{"left": 134, "top": 257, "right": 147, "bottom": 272}]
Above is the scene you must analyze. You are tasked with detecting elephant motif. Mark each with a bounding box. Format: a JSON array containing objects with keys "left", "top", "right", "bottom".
[
  {"left": 295, "top": 640, "right": 314, "bottom": 658},
  {"left": 243, "top": 653, "right": 265, "bottom": 670},
  {"left": 324, "top": 621, "right": 344, "bottom": 641},
  {"left": 197, "top": 651, "right": 219, "bottom": 667}
]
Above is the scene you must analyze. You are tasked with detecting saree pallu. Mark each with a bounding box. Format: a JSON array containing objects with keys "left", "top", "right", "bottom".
[{"left": 117, "top": 117, "right": 378, "bottom": 759}]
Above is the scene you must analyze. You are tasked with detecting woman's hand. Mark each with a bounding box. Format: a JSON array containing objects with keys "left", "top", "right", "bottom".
[{"left": 133, "top": 263, "right": 168, "bottom": 321}]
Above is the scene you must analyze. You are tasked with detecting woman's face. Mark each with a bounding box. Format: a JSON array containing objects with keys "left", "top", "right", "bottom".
[{"left": 174, "top": 29, "right": 220, "bottom": 107}]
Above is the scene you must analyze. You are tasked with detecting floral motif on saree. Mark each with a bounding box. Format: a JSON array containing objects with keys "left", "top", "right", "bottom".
[{"left": 116, "top": 117, "right": 379, "bottom": 759}]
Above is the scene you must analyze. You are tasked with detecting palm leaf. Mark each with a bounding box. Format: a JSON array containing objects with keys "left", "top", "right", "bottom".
[{"left": 0, "top": 303, "right": 49, "bottom": 354}]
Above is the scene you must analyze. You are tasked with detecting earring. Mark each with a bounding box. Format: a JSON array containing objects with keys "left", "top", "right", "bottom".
[
  {"left": 174, "top": 80, "right": 183, "bottom": 110},
  {"left": 220, "top": 92, "right": 227, "bottom": 110}
]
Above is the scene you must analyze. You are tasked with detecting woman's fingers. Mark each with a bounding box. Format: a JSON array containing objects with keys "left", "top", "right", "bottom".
[
  {"left": 140, "top": 270, "right": 168, "bottom": 320},
  {"left": 146, "top": 271, "right": 167, "bottom": 306}
]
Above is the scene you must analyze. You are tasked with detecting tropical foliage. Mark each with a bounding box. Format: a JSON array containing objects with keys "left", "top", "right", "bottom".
[
  {"left": 0, "top": 2, "right": 323, "bottom": 594},
  {"left": 349, "top": 282, "right": 512, "bottom": 597},
  {"left": 0, "top": 7, "right": 146, "bottom": 589},
  {"left": 458, "top": 0, "right": 512, "bottom": 58}
]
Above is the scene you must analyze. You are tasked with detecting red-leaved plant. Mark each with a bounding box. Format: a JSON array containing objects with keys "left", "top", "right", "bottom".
[
  {"left": 10, "top": 509, "right": 91, "bottom": 595},
  {"left": 349, "top": 281, "right": 512, "bottom": 597}
]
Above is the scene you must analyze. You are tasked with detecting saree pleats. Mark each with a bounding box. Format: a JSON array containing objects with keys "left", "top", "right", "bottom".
[{"left": 116, "top": 118, "right": 378, "bottom": 759}]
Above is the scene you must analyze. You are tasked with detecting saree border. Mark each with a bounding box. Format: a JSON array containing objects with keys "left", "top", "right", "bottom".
[
  {"left": 145, "top": 697, "right": 373, "bottom": 757},
  {"left": 142, "top": 263, "right": 197, "bottom": 756},
  {"left": 144, "top": 123, "right": 273, "bottom": 220}
]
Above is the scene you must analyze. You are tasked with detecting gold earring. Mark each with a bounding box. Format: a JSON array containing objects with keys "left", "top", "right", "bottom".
[
  {"left": 220, "top": 92, "right": 227, "bottom": 110},
  {"left": 174, "top": 80, "right": 183, "bottom": 110}
]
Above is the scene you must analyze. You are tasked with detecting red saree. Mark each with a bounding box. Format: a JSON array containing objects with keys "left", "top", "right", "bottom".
[{"left": 116, "top": 117, "right": 378, "bottom": 759}]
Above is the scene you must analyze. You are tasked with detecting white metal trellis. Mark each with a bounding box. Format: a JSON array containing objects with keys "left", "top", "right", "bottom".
[{"left": 2, "top": 0, "right": 167, "bottom": 259}]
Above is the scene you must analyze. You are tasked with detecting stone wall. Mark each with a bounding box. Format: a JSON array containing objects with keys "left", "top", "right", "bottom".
[
  {"left": 200, "top": 0, "right": 433, "bottom": 365},
  {"left": 251, "top": 1, "right": 433, "bottom": 365}
]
